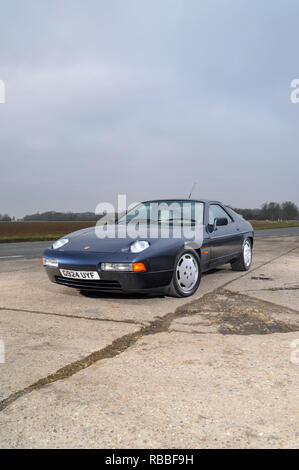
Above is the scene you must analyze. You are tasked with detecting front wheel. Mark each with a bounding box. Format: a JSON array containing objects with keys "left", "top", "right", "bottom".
[
  {"left": 231, "top": 238, "right": 252, "bottom": 271},
  {"left": 168, "top": 250, "right": 201, "bottom": 297}
]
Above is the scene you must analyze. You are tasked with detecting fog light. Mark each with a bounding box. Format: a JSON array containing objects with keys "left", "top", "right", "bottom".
[
  {"left": 42, "top": 257, "right": 59, "bottom": 268},
  {"left": 101, "top": 262, "right": 147, "bottom": 272},
  {"left": 101, "top": 262, "right": 133, "bottom": 272}
]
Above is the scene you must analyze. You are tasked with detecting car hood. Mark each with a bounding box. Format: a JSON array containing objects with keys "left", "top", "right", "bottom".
[{"left": 57, "top": 225, "right": 182, "bottom": 253}]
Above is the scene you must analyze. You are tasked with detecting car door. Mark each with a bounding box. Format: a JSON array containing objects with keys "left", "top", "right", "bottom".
[{"left": 207, "top": 203, "right": 242, "bottom": 265}]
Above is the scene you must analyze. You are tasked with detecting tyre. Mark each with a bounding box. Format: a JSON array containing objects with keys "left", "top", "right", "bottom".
[
  {"left": 231, "top": 238, "right": 252, "bottom": 271},
  {"left": 168, "top": 250, "right": 201, "bottom": 297}
]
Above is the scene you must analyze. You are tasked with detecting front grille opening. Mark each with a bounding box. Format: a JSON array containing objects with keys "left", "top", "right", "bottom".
[{"left": 55, "top": 276, "right": 121, "bottom": 290}]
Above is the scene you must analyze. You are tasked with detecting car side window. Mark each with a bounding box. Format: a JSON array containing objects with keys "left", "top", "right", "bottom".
[{"left": 208, "top": 205, "right": 233, "bottom": 225}]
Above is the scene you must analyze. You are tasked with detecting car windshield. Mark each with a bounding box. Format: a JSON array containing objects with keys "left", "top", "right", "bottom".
[{"left": 117, "top": 200, "right": 204, "bottom": 225}]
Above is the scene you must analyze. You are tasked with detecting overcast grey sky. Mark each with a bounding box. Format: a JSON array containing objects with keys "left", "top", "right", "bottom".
[{"left": 0, "top": 0, "right": 298, "bottom": 217}]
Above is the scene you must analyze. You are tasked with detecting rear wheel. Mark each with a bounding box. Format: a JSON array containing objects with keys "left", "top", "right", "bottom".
[
  {"left": 168, "top": 250, "right": 201, "bottom": 297},
  {"left": 231, "top": 238, "right": 252, "bottom": 271}
]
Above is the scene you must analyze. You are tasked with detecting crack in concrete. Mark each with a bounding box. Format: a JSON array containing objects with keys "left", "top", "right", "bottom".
[
  {"left": 170, "top": 328, "right": 216, "bottom": 336},
  {"left": 0, "top": 310, "right": 179, "bottom": 412},
  {"left": 251, "top": 276, "right": 273, "bottom": 280},
  {"left": 264, "top": 286, "right": 299, "bottom": 292},
  {"left": 0, "top": 307, "right": 144, "bottom": 326},
  {"left": 235, "top": 287, "right": 299, "bottom": 294}
]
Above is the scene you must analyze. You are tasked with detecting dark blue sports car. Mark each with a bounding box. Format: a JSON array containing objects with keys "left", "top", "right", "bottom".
[{"left": 42, "top": 199, "right": 254, "bottom": 297}]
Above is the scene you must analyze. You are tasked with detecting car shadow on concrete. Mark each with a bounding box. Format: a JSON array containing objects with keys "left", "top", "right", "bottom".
[{"left": 78, "top": 267, "right": 228, "bottom": 300}]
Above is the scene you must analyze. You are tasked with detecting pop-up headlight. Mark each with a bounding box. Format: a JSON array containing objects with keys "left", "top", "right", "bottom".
[
  {"left": 130, "top": 240, "right": 149, "bottom": 253},
  {"left": 52, "top": 238, "right": 69, "bottom": 250}
]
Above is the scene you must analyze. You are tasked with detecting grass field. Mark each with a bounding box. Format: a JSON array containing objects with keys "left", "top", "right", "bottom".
[
  {"left": 249, "top": 220, "right": 299, "bottom": 230},
  {"left": 0, "top": 220, "right": 299, "bottom": 243},
  {"left": 0, "top": 221, "right": 95, "bottom": 243}
]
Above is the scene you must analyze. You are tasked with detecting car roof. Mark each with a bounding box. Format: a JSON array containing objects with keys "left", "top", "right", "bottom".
[{"left": 141, "top": 199, "right": 224, "bottom": 205}]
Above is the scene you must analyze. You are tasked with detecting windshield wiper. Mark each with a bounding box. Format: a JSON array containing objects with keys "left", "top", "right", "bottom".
[{"left": 157, "top": 218, "right": 197, "bottom": 223}]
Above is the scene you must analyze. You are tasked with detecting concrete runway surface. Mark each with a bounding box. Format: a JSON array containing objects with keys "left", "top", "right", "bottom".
[{"left": 0, "top": 229, "right": 298, "bottom": 448}]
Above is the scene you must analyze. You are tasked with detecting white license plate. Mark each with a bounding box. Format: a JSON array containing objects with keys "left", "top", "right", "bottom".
[{"left": 60, "top": 269, "right": 100, "bottom": 280}]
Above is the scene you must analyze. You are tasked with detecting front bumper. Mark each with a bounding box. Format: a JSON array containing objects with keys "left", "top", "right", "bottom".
[{"left": 42, "top": 249, "right": 173, "bottom": 292}]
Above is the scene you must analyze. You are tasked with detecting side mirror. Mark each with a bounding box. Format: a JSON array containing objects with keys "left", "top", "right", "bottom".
[{"left": 213, "top": 217, "right": 228, "bottom": 231}]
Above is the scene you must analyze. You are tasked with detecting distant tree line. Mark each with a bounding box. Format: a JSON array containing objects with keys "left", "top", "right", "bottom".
[
  {"left": 23, "top": 211, "right": 98, "bottom": 221},
  {"left": 232, "top": 201, "right": 299, "bottom": 221},
  {"left": 0, "top": 213, "right": 12, "bottom": 221}
]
